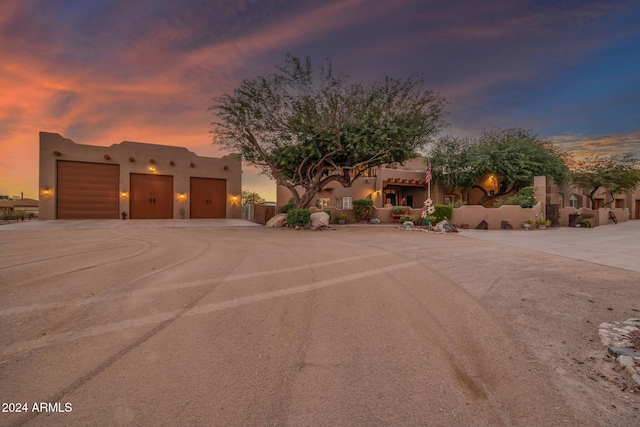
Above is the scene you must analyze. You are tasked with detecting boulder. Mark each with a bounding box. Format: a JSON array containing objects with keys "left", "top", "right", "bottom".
[
  {"left": 310, "top": 212, "right": 330, "bottom": 230},
  {"left": 369, "top": 218, "right": 380, "bottom": 224},
  {"left": 265, "top": 213, "right": 287, "bottom": 227},
  {"left": 402, "top": 221, "right": 414, "bottom": 230}
]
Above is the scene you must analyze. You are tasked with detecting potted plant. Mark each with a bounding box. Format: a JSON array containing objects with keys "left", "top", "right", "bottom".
[
  {"left": 391, "top": 206, "right": 407, "bottom": 223},
  {"left": 536, "top": 219, "right": 551, "bottom": 229},
  {"left": 336, "top": 214, "right": 347, "bottom": 225},
  {"left": 523, "top": 219, "right": 535, "bottom": 229}
]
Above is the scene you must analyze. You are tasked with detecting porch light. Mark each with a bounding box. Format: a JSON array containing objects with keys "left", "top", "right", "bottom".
[
  {"left": 178, "top": 193, "right": 186, "bottom": 201},
  {"left": 120, "top": 191, "right": 128, "bottom": 199},
  {"left": 41, "top": 187, "right": 52, "bottom": 198}
]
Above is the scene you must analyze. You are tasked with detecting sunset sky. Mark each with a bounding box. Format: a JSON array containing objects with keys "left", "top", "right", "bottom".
[{"left": 2, "top": 0, "right": 639, "bottom": 201}]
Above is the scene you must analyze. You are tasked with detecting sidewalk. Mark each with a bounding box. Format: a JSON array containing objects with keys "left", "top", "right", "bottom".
[{"left": 458, "top": 220, "right": 640, "bottom": 273}]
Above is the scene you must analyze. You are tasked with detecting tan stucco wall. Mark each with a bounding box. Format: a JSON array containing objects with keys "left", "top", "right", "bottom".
[{"left": 39, "top": 132, "right": 242, "bottom": 220}]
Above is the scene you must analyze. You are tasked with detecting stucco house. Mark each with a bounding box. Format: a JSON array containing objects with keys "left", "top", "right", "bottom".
[
  {"left": 38, "top": 132, "right": 242, "bottom": 220},
  {"left": 275, "top": 156, "right": 640, "bottom": 226}
]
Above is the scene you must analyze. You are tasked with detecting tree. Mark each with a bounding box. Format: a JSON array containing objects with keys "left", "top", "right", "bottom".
[
  {"left": 570, "top": 153, "right": 640, "bottom": 209},
  {"left": 241, "top": 190, "right": 266, "bottom": 205},
  {"left": 211, "top": 54, "right": 448, "bottom": 208},
  {"left": 431, "top": 128, "right": 568, "bottom": 205}
]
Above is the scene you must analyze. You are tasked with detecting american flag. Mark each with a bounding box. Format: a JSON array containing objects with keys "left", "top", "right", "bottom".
[{"left": 425, "top": 164, "right": 432, "bottom": 184}]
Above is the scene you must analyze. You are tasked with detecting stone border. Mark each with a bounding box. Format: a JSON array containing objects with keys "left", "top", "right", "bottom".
[{"left": 598, "top": 318, "right": 640, "bottom": 387}]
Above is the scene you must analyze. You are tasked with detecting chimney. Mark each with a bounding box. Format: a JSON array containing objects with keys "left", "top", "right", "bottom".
[{"left": 21, "top": 192, "right": 23, "bottom": 200}]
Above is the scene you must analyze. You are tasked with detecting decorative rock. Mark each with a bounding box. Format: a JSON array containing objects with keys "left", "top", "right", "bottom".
[
  {"left": 369, "top": 218, "right": 380, "bottom": 224},
  {"left": 310, "top": 212, "right": 330, "bottom": 230},
  {"left": 608, "top": 347, "right": 640, "bottom": 358},
  {"left": 265, "top": 214, "right": 287, "bottom": 227},
  {"left": 633, "top": 374, "right": 640, "bottom": 387},
  {"left": 617, "top": 355, "right": 636, "bottom": 368},
  {"left": 625, "top": 366, "right": 638, "bottom": 375},
  {"left": 402, "top": 221, "right": 414, "bottom": 230}
]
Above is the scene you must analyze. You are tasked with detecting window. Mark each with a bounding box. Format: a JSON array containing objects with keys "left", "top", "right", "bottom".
[
  {"left": 615, "top": 199, "right": 625, "bottom": 208},
  {"left": 335, "top": 197, "right": 352, "bottom": 209},
  {"left": 315, "top": 198, "right": 329, "bottom": 209},
  {"left": 569, "top": 194, "right": 579, "bottom": 208}
]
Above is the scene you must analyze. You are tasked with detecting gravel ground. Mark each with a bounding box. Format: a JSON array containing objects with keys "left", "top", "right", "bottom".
[{"left": 0, "top": 224, "right": 638, "bottom": 426}]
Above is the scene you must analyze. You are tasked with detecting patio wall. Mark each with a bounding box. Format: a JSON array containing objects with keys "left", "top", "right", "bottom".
[
  {"left": 559, "top": 207, "right": 630, "bottom": 227},
  {"left": 450, "top": 203, "right": 543, "bottom": 230}
]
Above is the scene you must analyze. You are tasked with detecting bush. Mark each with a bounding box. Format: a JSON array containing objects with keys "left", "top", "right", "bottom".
[
  {"left": 286, "top": 208, "right": 311, "bottom": 227},
  {"left": 578, "top": 220, "right": 593, "bottom": 228},
  {"left": 353, "top": 199, "right": 374, "bottom": 221},
  {"left": 392, "top": 206, "right": 407, "bottom": 214},
  {"left": 335, "top": 214, "right": 347, "bottom": 223},
  {"left": 432, "top": 204, "right": 453, "bottom": 223},
  {"left": 281, "top": 197, "right": 295, "bottom": 213},
  {"left": 399, "top": 215, "right": 414, "bottom": 223},
  {"left": 515, "top": 186, "right": 536, "bottom": 208}
]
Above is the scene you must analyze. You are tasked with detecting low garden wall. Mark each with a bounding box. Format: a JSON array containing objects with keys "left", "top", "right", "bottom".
[
  {"left": 559, "top": 207, "right": 630, "bottom": 227},
  {"left": 450, "top": 203, "right": 542, "bottom": 230}
]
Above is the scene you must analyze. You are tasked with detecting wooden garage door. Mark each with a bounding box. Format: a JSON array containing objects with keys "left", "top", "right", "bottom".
[
  {"left": 190, "top": 177, "right": 226, "bottom": 218},
  {"left": 57, "top": 161, "right": 119, "bottom": 219},
  {"left": 130, "top": 174, "right": 174, "bottom": 219}
]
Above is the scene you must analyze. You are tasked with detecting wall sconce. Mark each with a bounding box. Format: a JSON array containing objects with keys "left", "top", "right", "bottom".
[
  {"left": 178, "top": 193, "right": 186, "bottom": 201},
  {"left": 232, "top": 195, "right": 238, "bottom": 203},
  {"left": 41, "top": 187, "right": 53, "bottom": 198},
  {"left": 120, "top": 191, "right": 128, "bottom": 199},
  {"left": 148, "top": 166, "right": 156, "bottom": 172}
]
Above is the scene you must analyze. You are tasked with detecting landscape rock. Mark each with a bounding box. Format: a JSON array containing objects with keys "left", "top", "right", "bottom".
[
  {"left": 310, "top": 212, "right": 330, "bottom": 230},
  {"left": 369, "top": 218, "right": 380, "bottom": 224},
  {"left": 402, "top": 221, "right": 414, "bottom": 230},
  {"left": 608, "top": 347, "right": 640, "bottom": 358},
  {"left": 633, "top": 374, "right": 640, "bottom": 387},
  {"left": 265, "top": 213, "right": 287, "bottom": 227},
  {"left": 617, "top": 355, "right": 636, "bottom": 368}
]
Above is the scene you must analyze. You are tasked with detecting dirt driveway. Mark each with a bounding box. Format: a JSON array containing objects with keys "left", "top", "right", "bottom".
[{"left": 1, "top": 224, "right": 638, "bottom": 426}]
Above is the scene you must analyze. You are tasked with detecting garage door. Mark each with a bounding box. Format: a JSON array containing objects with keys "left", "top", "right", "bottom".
[
  {"left": 190, "top": 177, "right": 226, "bottom": 218},
  {"left": 57, "top": 161, "right": 120, "bottom": 219},
  {"left": 130, "top": 174, "right": 174, "bottom": 219}
]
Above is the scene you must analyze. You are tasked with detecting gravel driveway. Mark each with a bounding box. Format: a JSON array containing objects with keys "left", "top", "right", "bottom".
[{"left": 1, "top": 222, "right": 638, "bottom": 426}]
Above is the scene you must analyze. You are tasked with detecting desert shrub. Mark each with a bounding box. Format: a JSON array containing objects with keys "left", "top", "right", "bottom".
[
  {"left": 392, "top": 206, "right": 407, "bottom": 214},
  {"left": 353, "top": 199, "right": 374, "bottom": 221},
  {"left": 281, "top": 197, "right": 295, "bottom": 213},
  {"left": 578, "top": 220, "right": 593, "bottom": 228},
  {"left": 286, "top": 208, "right": 311, "bottom": 227},
  {"left": 335, "top": 214, "right": 347, "bottom": 223},
  {"left": 399, "top": 215, "right": 414, "bottom": 223},
  {"left": 432, "top": 204, "right": 453, "bottom": 223}
]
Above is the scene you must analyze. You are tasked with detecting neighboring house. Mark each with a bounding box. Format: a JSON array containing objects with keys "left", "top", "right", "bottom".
[
  {"left": 0, "top": 198, "right": 39, "bottom": 217},
  {"left": 39, "top": 132, "right": 242, "bottom": 220}
]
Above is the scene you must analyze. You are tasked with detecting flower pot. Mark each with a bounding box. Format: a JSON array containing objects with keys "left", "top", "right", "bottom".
[{"left": 423, "top": 219, "right": 431, "bottom": 225}]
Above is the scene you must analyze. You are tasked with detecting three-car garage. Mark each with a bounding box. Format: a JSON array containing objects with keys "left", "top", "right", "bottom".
[{"left": 39, "top": 133, "right": 241, "bottom": 221}]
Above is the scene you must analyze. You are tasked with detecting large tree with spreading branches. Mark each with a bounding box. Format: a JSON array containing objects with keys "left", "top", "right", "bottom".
[
  {"left": 211, "top": 54, "right": 448, "bottom": 208},
  {"left": 430, "top": 128, "right": 568, "bottom": 205},
  {"left": 570, "top": 153, "right": 640, "bottom": 209}
]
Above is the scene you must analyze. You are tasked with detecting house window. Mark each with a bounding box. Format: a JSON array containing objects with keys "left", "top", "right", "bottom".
[
  {"left": 315, "top": 198, "right": 329, "bottom": 209},
  {"left": 569, "top": 194, "right": 579, "bottom": 208},
  {"left": 615, "top": 199, "right": 625, "bottom": 209},
  {"left": 335, "top": 197, "right": 352, "bottom": 209}
]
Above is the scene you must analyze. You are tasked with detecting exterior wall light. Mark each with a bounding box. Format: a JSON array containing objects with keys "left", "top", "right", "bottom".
[
  {"left": 120, "top": 191, "right": 128, "bottom": 199},
  {"left": 41, "top": 187, "right": 53, "bottom": 197},
  {"left": 232, "top": 195, "right": 238, "bottom": 203},
  {"left": 178, "top": 193, "right": 186, "bottom": 201},
  {"left": 148, "top": 166, "right": 156, "bottom": 172}
]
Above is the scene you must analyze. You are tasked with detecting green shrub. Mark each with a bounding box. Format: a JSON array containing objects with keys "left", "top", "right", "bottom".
[
  {"left": 353, "top": 199, "right": 374, "bottom": 221},
  {"left": 335, "top": 214, "right": 347, "bottom": 223},
  {"left": 281, "top": 197, "right": 295, "bottom": 213},
  {"left": 515, "top": 187, "right": 536, "bottom": 208},
  {"left": 432, "top": 204, "right": 453, "bottom": 223},
  {"left": 399, "top": 215, "right": 414, "bottom": 223},
  {"left": 578, "top": 220, "right": 593, "bottom": 228},
  {"left": 286, "top": 208, "right": 311, "bottom": 227},
  {"left": 392, "top": 206, "right": 407, "bottom": 214}
]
